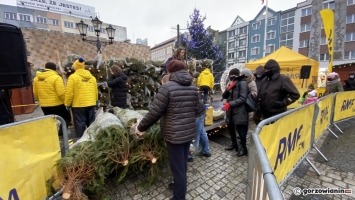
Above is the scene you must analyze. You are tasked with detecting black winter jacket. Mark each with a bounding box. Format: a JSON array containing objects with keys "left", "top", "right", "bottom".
[
  {"left": 258, "top": 73, "right": 300, "bottom": 114},
  {"left": 138, "top": 70, "right": 199, "bottom": 144},
  {"left": 345, "top": 76, "right": 355, "bottom": 91},
  {"left": 222, "top": 78, "right": 249, "bottom": 125},
  {"left": 108, "top": 73, "right": 128, "bottom": 108}
]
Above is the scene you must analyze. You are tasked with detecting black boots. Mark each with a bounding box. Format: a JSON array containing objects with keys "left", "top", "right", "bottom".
[
  {"left": 225, "top": 144, "right": 237, "bottom": 151},
  {"left": 237, "top": 147, "right": 248, "bottom": 157}
]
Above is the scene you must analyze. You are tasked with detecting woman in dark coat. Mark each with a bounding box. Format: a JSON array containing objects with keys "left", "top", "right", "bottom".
[
  {"left": 108, "top": 64, "right": 128, "bottom": 108},
  {"left": 222, "top": 68, "right": 249, "bottom": 157}
]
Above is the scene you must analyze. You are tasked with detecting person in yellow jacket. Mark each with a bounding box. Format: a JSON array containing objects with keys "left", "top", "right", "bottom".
[
  {"left": 65, "top": 57, "right": 98, "bottom": 138},
  {"left": 197, "top": 66, "right": 214, "bottom": 103},
  {"left": 33, "top": 62, "right": 71, "bottom": 134}
]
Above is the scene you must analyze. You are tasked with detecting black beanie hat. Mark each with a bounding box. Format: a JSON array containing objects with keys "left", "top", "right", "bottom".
[
  {"left": 45, "top": 62, "right": 57, "bottom": 71},
  {"left": 264, "top": 59, "right": 280, "bottom": 72},
  {"left": 229, "top": 68, "right": 240, "bottom": 76},
  {"left": 167, "top": 60, "right": 186, "bottom": 73}
]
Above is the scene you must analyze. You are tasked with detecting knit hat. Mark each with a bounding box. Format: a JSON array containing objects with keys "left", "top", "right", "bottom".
[
  {"left": 327, "top": 72, "right": 339, "bottom": 80},
  {"left": 229, "top": 68, "right": 240, "bottom": 76},
  {"left": 45, "top": 62, "right": 57, "bottom": 71},
  {"left": 308, "top": 90, "right": 317, "bottom": 97},
  {"left": 73, "top": 57, "right": 85, "bottom": 70},
  {"left": 241, "top": 68, "right": 252, "bottom": 78},
  {"left": 167, "top": 60, "right": 186, "bottom": 73}
]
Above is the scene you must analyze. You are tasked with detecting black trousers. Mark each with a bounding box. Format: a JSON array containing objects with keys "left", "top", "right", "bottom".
[
  {"left": 41, "top": 104, "right": 71, "bottom": 128},
  {"left": 166, "top": 141, "right": 190, "bottom": 200},
  {"left": 228, "top": 121, "right": 248, "bottom": 150},
  {"left": 71, "top": 106, "right": 95, "bottom": 138}
]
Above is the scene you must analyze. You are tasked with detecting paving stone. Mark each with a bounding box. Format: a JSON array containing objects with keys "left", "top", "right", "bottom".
[
  {"left": 319, "top": 175, "right": 335, "bottom": 183},
  {"left": 333, "top": 180, "right": 348, "bottom": 188}
]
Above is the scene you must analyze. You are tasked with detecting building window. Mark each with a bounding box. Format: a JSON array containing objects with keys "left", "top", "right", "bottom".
[
  {"left": 251, "top": 47, "right": 260, "bottom": 55},
  {"left": 281, "top": 24, "right": 294, "bottom": 33},
  {"left": 88, "top": 26, "right": 95, "bottom": 32},
  {"left": 301, "top": 23, "right": 310, "bottom": 32},
  {"left": 228, "top": 41, "right": 235, "bottom": 49},
  {"left": 18, "top": 14, "right": 31, "bottom": 22},
  {"left": 36, "top": 16, "right": 47, "bottom": 24},
  {"left": 100, "top": 28, "right": 105, "bottom": 34},
  {"left": 301, "top": 7, "right": 312, "bottom": 17},
  {"left": 238, "top": 50, "right": 246, "bottom": 57},
  {"left": 345, "top": 32, "right": 355, "bottom": 42},
  {"left": 64, "top": 21, "right": 74, "bottom": 28},
  {"left": 251, "top": 35, "right": 260, "bottom": 43},
  {"left": 299, "top": 40, "right": 309, "bottom": 48},
  {"left": 239, "top": 39, "right": 246, "bottom": 46},
  {"left": 252, "top": 22, "right": 261, "bottom": 30},
  {"left": 4, "top": 12, "right": 16, "bottom": 20},
  {"left": 344, "top": 51, "right": 355, "bottom": 59},
  {"left": 229, "top": 30, "right": 235, "bottom": 38},
  {"left": 266, "top": 45, "right": 275, "bottom": 53},
  {"left": 239, "top": 26, "right": 247, "bottom": 34},
  {"left": 266, "top": 31, "right": 276, "bottom": 40},
  {"left": 48, "top": 19, "right": 59, "bottom": 26},
  {"left": 280, "top": 32, "right": 293, "bottom": 48},
  {"left": 346, "top": 14, "right": 355, "bottom": 24},
  {"left": 268, "top": 17, "right": 276, "bottom": 26},
  {"left": 348, "top": 0, "right": 355, "bottom": 5},
  {"left": 228, "top": 52, "right": 234, "bottom": 59},
  {"left": 323, "top": 1, "right": 335, "bottom": 9},
  {"left": 320, "top": 53, "right": 330, "bottom": 61},
  {"left": 320, "top": 37, "right": 327, "bottom": 45}
]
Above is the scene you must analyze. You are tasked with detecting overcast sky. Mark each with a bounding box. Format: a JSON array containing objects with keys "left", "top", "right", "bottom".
[{"left": 3, "top": 0, "right": 304, "bottom": 47}]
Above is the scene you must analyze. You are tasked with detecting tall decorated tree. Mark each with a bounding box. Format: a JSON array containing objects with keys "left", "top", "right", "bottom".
[{"left": 181, "top": 9, "right": 224, "bottom": 82}]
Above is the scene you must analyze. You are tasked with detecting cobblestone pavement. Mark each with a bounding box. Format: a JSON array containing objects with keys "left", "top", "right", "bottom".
[{"left": 13, "top": 107, "right": 355, "bottom": 200}]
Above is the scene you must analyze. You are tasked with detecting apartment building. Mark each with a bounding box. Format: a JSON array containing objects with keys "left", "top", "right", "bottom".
[
  {"left": 150, "top": 36, "right": 176, "bottom": 61},
  {"left": 223, "top": 0, "right": 354, "bottom": 70},
  {"left": 297, "top": 0, "right": 354, "bottom": 68},
  {"left": 226, "top": 16, "right": 249, "bottom": 67},
  {"left": 0, "top": 2, "right": 127, "bottom": 42}
]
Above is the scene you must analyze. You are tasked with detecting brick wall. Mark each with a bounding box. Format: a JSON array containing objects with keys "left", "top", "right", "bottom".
[{"left": 22, "top": 29, "right": 151, "bottom": 68}]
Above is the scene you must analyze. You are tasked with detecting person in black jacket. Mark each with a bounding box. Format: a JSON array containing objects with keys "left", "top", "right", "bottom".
[
  {"left": 108, "top": 64, "right": 128, "bottom": 108},
  {"left": 344, "top": 72, "right": 355, "bottom": 91},
  {"left": 258, "top": 59, "right": 300, "bottom": 119},
  {"left": 222, "top": 68, "right": 249, "bottom": 157},
  {"left": 135, "top": 60, "right": 199, "bottom": 200}
]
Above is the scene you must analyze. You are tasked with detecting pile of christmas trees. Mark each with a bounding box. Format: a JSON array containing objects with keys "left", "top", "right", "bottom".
[
  {"left": 56, "top": 108, "right": 167, "bottom": 199},
  {"left": 62, "top": 54, "right": 164, "bottom": 110}
]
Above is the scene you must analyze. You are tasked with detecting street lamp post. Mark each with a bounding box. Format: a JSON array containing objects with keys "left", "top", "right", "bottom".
[{"left": 76, "top": 16, "right": 116, "bottom": 52}]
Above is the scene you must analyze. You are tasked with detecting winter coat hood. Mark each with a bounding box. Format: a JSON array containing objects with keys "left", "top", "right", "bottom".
[
  {"left": 241, "top": 68, "right": 254, "bottom": 83},
  {"left": 264, "top": 59, "right": 281, "bottom": 73},
  {"left": 74, "top": 68, "right": 95, "bottom": 79},
  {"left": 170, "top": 70, "right": 192, "bottom": 86},
  {"left": 36, "top": 69, "right": 58, "bottom": 80}
]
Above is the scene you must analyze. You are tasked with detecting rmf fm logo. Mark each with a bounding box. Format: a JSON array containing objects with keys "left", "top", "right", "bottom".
[
  {"left": 273, "top": 125, "right": 304, "bottom": 171},
  {"left": 341, "top": 99, "right": 355, "bottom": 112}
]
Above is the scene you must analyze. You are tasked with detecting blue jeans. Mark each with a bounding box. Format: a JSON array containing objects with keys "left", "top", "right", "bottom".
[{"left": 193, "top": 113, "right": 210, "bottom": 154}]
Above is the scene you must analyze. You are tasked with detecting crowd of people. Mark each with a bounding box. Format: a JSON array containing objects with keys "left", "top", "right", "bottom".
[{"left": 32, "top": 50, "right": 355, "bottom": 200}]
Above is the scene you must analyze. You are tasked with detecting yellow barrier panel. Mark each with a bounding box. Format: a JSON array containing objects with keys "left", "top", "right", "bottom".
[
  {"left": 0, "top": 117, "right": 61, "bottom": 200},
  {"left": 333, "top": 91, "right": 355, "bottom": 122},
  {"left": 315, "top": 95, "right": 334, "bottom": 141},
  {"left": 259, "top": 104, "right": 315, "bottom": 184}
]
